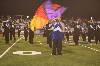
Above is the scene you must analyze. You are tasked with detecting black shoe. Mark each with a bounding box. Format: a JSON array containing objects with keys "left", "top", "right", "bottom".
[{"left": 57, "top": 53, "right": 62, "bottom": 55}]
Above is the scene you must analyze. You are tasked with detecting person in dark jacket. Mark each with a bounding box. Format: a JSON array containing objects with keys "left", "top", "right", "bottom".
[
  {"left": 29, "top": 28, "right": 34, "bottom": 44},
  {"left": 94, "top": 23, "right": 100, "bottom": 44},
  {"left": 17, "top": 25, "right": 21, "bottom": 37},
  {"left": 45, "top": 21, "right": 53, "bottom": 48},
  {"left": 73, "top": 23, "right": 81, "bottom": 45},
  {"left": 81, "top": 27, "right": 87, "bottom": 42},
  {"left": 87, "top": 23, "right": 95, "bottom": 43},
  {"left": 4, "top": 23, "right": 10, "bottom": 44},
  {"left": 9, "top": 25, "right": 16, "bottom": 41},
  {"left": 24, "top": 26, "right": 28, "bottom": 41}
]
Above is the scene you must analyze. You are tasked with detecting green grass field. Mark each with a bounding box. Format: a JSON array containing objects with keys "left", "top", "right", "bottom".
[{"left": 0, "top": 35, "right": 100, "bottom": 66}]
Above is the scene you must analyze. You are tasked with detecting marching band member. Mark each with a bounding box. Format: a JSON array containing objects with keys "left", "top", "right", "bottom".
[
  {"left": 51, "top": 17, "right": 65, "bottom": 55},
  {"left": 94, "top": 22, "right": 100, "bottom": 44}
]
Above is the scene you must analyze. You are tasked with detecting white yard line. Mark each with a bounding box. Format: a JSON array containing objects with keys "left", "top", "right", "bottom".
[
  {"left": 79, "top": 44, "right": 100, "bottom": 53},
  {"left": 13, "top": 51, "right": 41, "bottom": 55},
  {"left": 0, "top": 37, "right": 23, "bottom": 59}
]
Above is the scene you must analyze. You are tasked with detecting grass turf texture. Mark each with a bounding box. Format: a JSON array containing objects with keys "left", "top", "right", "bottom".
[{"left": 0, "top": 35, "right": 100, "bottom": 66}]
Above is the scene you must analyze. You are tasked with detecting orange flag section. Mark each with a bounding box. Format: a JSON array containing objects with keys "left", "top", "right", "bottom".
[{"left": 30, "top": 4, "right": 49, "bottom": 31}]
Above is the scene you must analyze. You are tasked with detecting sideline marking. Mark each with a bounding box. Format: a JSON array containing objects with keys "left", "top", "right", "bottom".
[
  {"left": 13, "top": 51, "right": 41, "bottom": 55},
  {"left": 79, "top": 44, "right": 100, "bottom": 53},
  {"left": 40, "top": 43, "right": 42, "bottom": 45},
  {"left": 0, "top": 37, "right": 23, "bottom": 59}
]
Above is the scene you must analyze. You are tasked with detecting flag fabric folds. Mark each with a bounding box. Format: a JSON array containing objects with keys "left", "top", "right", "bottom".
[{"left": 30, "top": 0, "right": 67, "bottom": 31}]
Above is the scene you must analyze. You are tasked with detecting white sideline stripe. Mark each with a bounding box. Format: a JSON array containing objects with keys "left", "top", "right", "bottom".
[
  {"left": 0, "top": 37, "right": 23, "bottom": 59},
  {"left": 80, "top": 44, "right": 100, "bottom": 53}
]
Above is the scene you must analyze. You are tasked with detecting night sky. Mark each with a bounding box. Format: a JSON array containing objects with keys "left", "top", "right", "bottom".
[{"left": 0, "top": 0, "right": 100, "bottom": 18}]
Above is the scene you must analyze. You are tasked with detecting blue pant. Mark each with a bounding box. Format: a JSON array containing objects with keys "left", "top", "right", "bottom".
[{"left": 52, "top": 39, "right": 62, "bottom": 55}]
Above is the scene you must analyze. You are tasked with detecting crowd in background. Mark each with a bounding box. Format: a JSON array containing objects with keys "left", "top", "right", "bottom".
[
  {"left": 44, "top": 17, "right": 100, "bottom": 45},
  {"left": 43, "top": 17, "right": 100, "bottom": 55},
  {"left": 0, "top": 15, "right": 34, "bottom": 44},
  {"left": 0, "top": 15, "right": 100, "bottom": 55}
]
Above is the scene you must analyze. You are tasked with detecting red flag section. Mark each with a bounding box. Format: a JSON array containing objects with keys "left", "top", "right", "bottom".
[
  {"left": 30, "top": 3, "right": 49, "bottom": 31},
  {"left": 52, "top": 4, "right": 61, "bottom": 10},
  {"left": 30, "top": 2, "right": 61, "bottom": 31}
]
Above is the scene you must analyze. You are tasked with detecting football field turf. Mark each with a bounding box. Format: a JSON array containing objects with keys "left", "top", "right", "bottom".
[{"left": 0, "top": 35, "right": 100, "bottom": 66}]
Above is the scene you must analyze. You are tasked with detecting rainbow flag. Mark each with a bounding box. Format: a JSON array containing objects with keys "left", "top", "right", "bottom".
[{"left": 30, "top": 0, "right": 67, "bottom": 31}]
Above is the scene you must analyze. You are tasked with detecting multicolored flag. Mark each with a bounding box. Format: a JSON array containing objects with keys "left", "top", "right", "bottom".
[{"left": 30, "top": 0, "right": 67, "bottom": 31}]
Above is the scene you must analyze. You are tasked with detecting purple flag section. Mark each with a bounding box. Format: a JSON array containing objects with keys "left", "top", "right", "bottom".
[
  {"left": 55, "top": 7, "right": 67, "bottom": 17},
  {"left": 44, "top": 0, "right": 55, "bottom": 19},
  {"left": 44, "top": 0, "right": 67, "bottom": 19}
]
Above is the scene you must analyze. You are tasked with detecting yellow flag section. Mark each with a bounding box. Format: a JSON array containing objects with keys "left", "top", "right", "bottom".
[
  {"left": 30, "top": 3, "right": 49, "bottom": 31},
  {"left": 30, "top": 16, "right": 48, "bottom": 31}
]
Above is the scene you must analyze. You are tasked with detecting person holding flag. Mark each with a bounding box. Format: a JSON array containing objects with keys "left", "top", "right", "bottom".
[
  {"left": 30, "top": 0, "right": 67, "bottom": 55},
  {"left": 51, "top": 17, "right": 65, "bottom": 55},
  {"left": 30, "top": 0, "right": 67, "bottom": 31}
]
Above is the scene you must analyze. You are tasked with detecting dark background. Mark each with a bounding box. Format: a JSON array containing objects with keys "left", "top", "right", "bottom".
[{"left": 0, "top": 0, "right": 100, "bottom": 18}]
